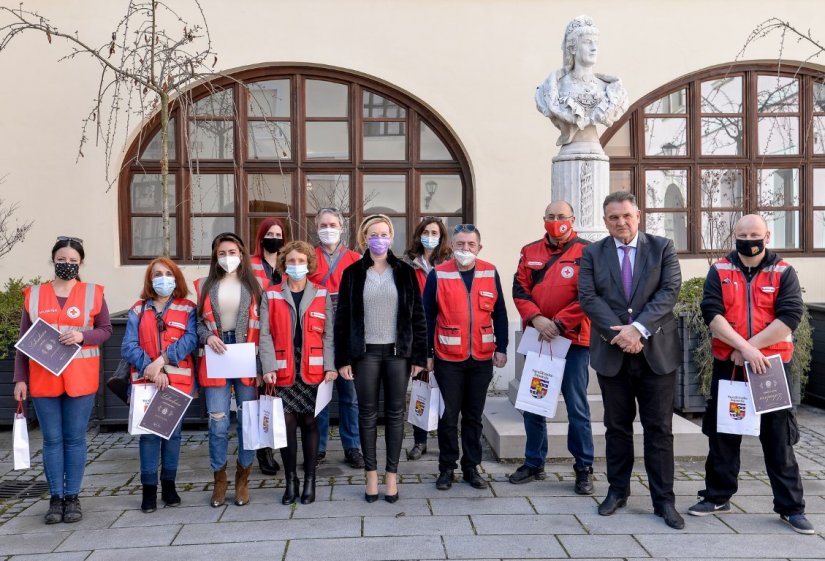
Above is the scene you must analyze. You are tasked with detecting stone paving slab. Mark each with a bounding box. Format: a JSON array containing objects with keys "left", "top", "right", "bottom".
[
  {"left": 731, "top": 494, "right": 825, "bottom": 514},
  {"left": 217, "top": 501, "right": 295, "bottom": 522},
  {"left": 443, "top": 535, "right": 566, "bottom": 559},
  {"left": 290, "top": 497, "right": 431, "bottom": 518},
  {"left": 558, "top": 534, "right": 650, "bottom": 558},
  {"left": 530, "top": 496, "right": 602, "bottom": 514},
  {"left": 363, "top": 514, "right": 475, "bottom": 536},
  {"left": 636, "top": 533, "right": 825, "bottom": 558},
  {"left": 83, "top": 541, "right": 287, "bottom": 561},
  {"left": 0, "top": 509, "right": 122, "bottom": 535},
  {"left": 430, "top": 496, "right": 534, "bottom": 515},
  {"left": 330, "top": 480, "right": 494, "bottom": 500},
  {"left": 1, "top": 532, "right": 71, "bottom": 555},
  {"left": 718, "top": 513, "right": 824, "bottom": 535},
  {"left": 111, "top": 504, "right": 222, "bottom": 527},
  {"left": 284, "top": 535, "right": 445, "bottom": 561},
  {"left": 576, "top": 512, "right": 733, "bottom": 534},
  {"left": 7, "top": 553, "right": 92, "bottom": 561},
  {"left": 174, "top": 516, "right": 361, "bottom": 544},
  {"left": 471, "top": 513, "right": 586, "bottom": 535},
  {"left": 55, "top": 525, "right": 180, "bottom": 552}
]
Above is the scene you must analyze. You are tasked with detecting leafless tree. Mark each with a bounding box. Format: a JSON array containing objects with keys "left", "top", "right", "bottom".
[{"left": 0, "top": 175, "right": 33, "bottom": 259}]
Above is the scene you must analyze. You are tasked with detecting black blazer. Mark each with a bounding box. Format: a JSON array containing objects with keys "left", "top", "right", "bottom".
[
  {"left": 334, "top": 250, "right": 428, "bottom": 369},
  {"left": 578, "top": 231, "right": 681, "bottom": 376}
]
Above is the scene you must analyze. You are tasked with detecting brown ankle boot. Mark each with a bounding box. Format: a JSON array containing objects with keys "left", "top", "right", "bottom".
[
  {"left": 211, "top": 464, "right": 228, "bottom": 507},
  {"left": 234, "top": 462, "right": 252, "bottom": 506}
]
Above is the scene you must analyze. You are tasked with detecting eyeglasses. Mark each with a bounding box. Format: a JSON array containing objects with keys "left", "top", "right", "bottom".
[
  {"left": 543, "top": 214, "right": 573, "bottom": 221},
  {"left": 56, "top": 236, "right": 84, "bottom": 245},
  {"left": 453, "top": 224, "right": 478, "bottom": 234}
]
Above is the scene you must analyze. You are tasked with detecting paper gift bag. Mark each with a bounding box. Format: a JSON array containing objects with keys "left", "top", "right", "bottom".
[
  {"left": 13, "top": 401, "right": 30, "bottom": 470},
  {"left": 241, "top": 398, "right": 265, "bottom": 450},
  {"left": 717, "top": 379, "right": 760, "bottom": 436},
  {"left": 407, "top": 378, "right": 440, "bottom": 431},
  {"left": 128, "top": 384, "right": 157, "bottom": 436},
  {"left": 259, "top": 394, "right": 287, "bottom": 449},
  {"left": 514, "top": 350, "right": 565, "bottom": 418}
]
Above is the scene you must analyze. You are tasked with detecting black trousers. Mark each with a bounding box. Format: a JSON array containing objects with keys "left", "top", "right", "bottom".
[
  {"left": 434, "top": 357, "right": 493, "bottom": 473},
  {"left": 700, "top": 358, "right": 805, "bottom": 515},
  {"left": 353, "top": 344, "right": 410, "bottom": 473},
  {"left": 597, "top": 354, "right": 676, "bottom": 508},
  {"left": 280, "top": 413, "right": 318, "bottom": 475}
]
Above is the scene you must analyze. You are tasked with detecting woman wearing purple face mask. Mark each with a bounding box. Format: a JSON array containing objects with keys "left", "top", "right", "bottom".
[{"left": 334, "top": 215, "right": 428, "bottom": 503}]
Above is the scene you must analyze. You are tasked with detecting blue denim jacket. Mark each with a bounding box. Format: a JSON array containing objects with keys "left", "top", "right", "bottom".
[{"left": 121, "top": 298, "right": 198, "bottom": 378}]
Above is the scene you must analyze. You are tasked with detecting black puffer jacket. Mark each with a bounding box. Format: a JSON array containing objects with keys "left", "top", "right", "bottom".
[{"left": 334, "top": 250, "right": 427, "bottom": 369}]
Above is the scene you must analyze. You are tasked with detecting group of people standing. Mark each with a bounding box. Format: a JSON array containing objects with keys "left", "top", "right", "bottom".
[{"left": 12, "top": 192, "right": 815, "bottom": 535}]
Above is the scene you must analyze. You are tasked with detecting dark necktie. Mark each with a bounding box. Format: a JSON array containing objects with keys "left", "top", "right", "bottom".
[{"left": 621, "top": 245, "right": 633, "bottom": 303}]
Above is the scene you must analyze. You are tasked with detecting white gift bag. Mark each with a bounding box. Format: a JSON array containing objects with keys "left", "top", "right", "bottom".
[
  {"left": 407, "top": 377, "right": 441, "bottom": 431},
  {"left": 717, "top": 379, "right": 760, "bottom": 436},
  {"left": 241, "top": 398, "right": 265, "bottom": 450},
  {"left": 259, "top": 394, "right": 287, "bottom": 449},
  {"left": 13, "top": 401, "right": 30, "bottom": 470},
  {"left": 514, "top": 350, "right": 565, "bottom": 418},
  {"left": 128, "top": 384, "right": 157, "bottom": 436}
]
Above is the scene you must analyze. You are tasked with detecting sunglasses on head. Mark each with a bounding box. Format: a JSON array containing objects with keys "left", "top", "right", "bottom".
[
  {"left": 453, "top": 224, "right": 477, "bottom": 234},
  {"left": 317, "top": 207, "right": 339, "bottom": 214},
  {"left": 57, "top": 235, "right": 84, "bottom": 245}
]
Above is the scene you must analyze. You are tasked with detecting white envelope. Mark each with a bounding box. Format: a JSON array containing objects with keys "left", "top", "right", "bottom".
[
  {"left": 516, "top": 326, "right": 572, "bottom": 359},
  {"left": 205, "top": 342, "right": 257, "bottom": 378},
  {"left": 315, "top": 379, "right": 334, "bottom": 417}
]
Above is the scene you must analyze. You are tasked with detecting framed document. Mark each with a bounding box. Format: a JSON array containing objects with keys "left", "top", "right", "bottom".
[
  {"left": 745, "top": 354, "right": 792, "bottom": 415},
  {"left": 205, "top": 342, "right": 257, "bottom": 378},
  {"left": 15, "top": 318, "right": 81, "bottom": 376},
  {"left": 138, "top": 386, "right": 193, "bottom": 440}
]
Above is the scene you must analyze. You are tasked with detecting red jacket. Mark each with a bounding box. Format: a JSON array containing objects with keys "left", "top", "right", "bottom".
[
  {"left": 308, "top": 245, "right": 361, "bottom": 296},
  {"left": 512, "top": 233, "right": 590, "bottom": 346}
]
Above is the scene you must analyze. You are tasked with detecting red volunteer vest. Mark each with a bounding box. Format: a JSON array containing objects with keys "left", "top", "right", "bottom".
[
  {"left": 195, "top": 277, "right": 260, "bottom": 387},
  {"left": 711, "top": 257, "right": 794, "bottom": 362},
  {"left": 250, "top": 256, "right": 272, "bottom": 288},
  {"left": 23, "top": 282, "right": 104, "bottom": 397},
  {"left": 265, "top": 283, "right": 328, "bottom": 386},
  {"left": 130, "top": 298, "right": 196, "bottom": 394},
  {"left": 308, "top": 245, "right": 361, "bottom": 296},
  {"left": 434, "top": 259, "right": 499, "bottom": 362}
]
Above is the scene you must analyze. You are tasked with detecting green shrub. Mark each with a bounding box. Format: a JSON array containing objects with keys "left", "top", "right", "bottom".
[{"left": 0, "top": 277, "right": 40, "bottom": 359}]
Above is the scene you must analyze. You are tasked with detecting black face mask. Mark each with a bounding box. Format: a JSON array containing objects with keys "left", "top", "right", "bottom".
[
  {"left": 261, "top": 237, "right": 284, "bottom": 254},
  {"left": 735, "top": 238, "right": 766, "bottom": 258},
  {"left": 55, "top": 262, "right": 80, "bottom": 281}
]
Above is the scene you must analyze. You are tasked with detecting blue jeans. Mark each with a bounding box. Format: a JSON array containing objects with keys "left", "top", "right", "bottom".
[
  {"left": 32, "top": 393, "right": 96, "bottom": 497},
  {"left": 523, "top": 344, "right": 594, "bottom": 470},
  {"left": 316, "top": 376, "right": 361, "bottom": 452},
  {"left": 139, "top": 422, "right": 183, "bottom": 485}
]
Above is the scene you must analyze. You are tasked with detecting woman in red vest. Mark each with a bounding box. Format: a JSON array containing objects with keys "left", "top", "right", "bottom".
[
  {"left": 121, "top": 257, "right": 198, "bottom": 513},
  {"left": 401, "top": 217, "right": 452, "bottom": 460},
  {"left": 260, "top": 241, "right": 337, "bottom": 505},
  {"left": 13, "top": 237, "right": 112, "bottom": 524},
  {"left": 195, "top": 232, "right": 263, "bottom": 508}
]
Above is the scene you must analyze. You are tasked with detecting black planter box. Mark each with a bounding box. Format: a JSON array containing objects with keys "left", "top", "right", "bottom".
[
  {"left": 805, "top": 303, "right": 825, "bottom": 407},
  {"left": 674, "top": 314, "right": 708, "bottom": 414}
]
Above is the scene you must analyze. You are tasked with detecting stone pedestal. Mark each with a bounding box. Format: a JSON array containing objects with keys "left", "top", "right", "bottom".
[{"left": 551, "top": 152, "right": 610, "bottom": 242}]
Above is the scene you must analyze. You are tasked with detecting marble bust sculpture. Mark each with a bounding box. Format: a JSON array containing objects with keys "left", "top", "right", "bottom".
[{"left": 535, "top": 15, "right": 628, "bottom": 153}]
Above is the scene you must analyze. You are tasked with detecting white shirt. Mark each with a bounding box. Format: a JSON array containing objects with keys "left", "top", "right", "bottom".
[
  {"left": 612, "top": 234, "right": 650, "bottom": 339},
  {"left": 218, "top": 273, "right": 242, "bottom": 332}
]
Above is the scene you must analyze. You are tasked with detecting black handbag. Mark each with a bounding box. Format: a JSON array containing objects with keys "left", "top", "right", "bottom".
[{"left": 106, "top": 359, "right": 131, "bottom": 404}]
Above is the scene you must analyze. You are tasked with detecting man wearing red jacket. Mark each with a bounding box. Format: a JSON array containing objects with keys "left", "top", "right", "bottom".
[{"left": 511, "top": 200, "right": 594, "bottom": 494}]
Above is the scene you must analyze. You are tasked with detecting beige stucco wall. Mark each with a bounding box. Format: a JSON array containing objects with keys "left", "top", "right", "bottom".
[{"left": 1, "top": 0, "right": 823, "bottom": 386}]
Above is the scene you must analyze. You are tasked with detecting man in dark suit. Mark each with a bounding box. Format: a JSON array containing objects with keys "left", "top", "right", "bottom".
[{"left": 578, "top": 191, "right": 683, "bottom": 530}]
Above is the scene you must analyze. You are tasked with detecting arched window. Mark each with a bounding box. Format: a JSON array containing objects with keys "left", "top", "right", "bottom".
[
  {"left": 601, "top": 62, "right": 825, "bottom": 255},
  {"left": 119, "top": 65, "right": 472, "bottom": 262}
]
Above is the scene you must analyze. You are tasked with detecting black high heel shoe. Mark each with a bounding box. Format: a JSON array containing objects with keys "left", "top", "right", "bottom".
[
  {"left": 384, "top": 492, "right": 399, "bottom": 504},
  {"left": 364, "top": 492, "right": 379, "bottom": 503}
]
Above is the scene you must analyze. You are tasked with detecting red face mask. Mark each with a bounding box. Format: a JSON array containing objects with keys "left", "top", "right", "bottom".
[{"left": 544, "top": 220, "right": 573, "bottom": 239}]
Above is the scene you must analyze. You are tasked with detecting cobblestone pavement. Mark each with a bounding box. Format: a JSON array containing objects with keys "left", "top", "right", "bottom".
[{"left": 0, "top": 406, "right": 824, "bottom": 560}]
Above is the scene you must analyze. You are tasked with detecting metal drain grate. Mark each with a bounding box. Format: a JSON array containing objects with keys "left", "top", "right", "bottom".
[{"left": 0, "top": 481, "right": 50, "bottom": 500}]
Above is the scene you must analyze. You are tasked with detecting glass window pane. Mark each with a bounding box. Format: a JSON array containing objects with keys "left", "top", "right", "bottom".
[
  {"left": 141, "top": 119, "right": 176, "bottom": 160},
  {"left": 701, "top": 169, "right": 744, "bottom": 208},
  {"left": 813, "top": 210, "right": 825, "bottom": 248},
  {"left": 192, "top": 90, "right": 234, "bottom": 116},
  {"left": 701, "top": 211, "right": 741, "bottom": 250},
  {"left": 420, "top": 174, "right": 462, "bottom": 214},
  {"left": 645, "top": 170, "right": 687, "bottom": 209},
  {"left": 757, "top": 75, "right": 799, "bottom": 113},
  {"left": 248, "top": 173, "right": 292, "bottom": 213},
  {"left": 192, "top": 174, "right": 235, "bottom": 213},
  {"left": 604, "top": 122, "right": 631, "bottom": 157},
  {"left": 701, "top": 77, "right": 742, "bottom": 113},
  {"left": 758, "top": 168, "right": 799, "bottom": 207},
  {"left": 363, "top": 122, "right": 406, "bottom": 160},
  {"left": 192, "top": 216, "right": 234, "bottom": 257},
  {"left": 189, "top": 120, "right": 234, "bottom": 160},
  {"left": 248, "top": 122, "right": 292, "bottom": 160},
  {"left": 420, "top": 123, "right": 453, "bottom": 160},
  {"left": 131, "top": 174, "right": 176, "bottom": 213},
  {"left": 247, "top": 80, "right": 290, "bottom": 118},
  {"left": 815, "top": 81, "right": 825, "bottom": 112},
  {"left": 644, "top": 118, "right": 687, "bottom": 156},
  {"left": 305, "top": 80, "right": 348, "bottom": 117},
  {"left": 814, "top": 116, "right": 825, "bottom": 154},
  {"left": 362, "top": 91, "right": 406, "bottom": 118},
  {"left": 646, "top": 212, "right": 688, "bottom": 250},
  {"left": 761, "top": 210, "right": 799, "bottom": 249},
  {"left": 305, "top": 174, "right": 350, "bottom": 215},
  {"left": 389, "top": 217, "right": 407, "bottom": 256},
  {"left": 700, "top": 117, "right": 742, "bottom": 156},
  {"left": 131, "top": 217, "right": 177, "bottom": 257},
  {"left": 645, "top": 89, "right": 686, "bottom": 114},
  {"left": 758, "top": 116, "right": 799, "bottom": 155},
  {"left": 432, "top": 216, "right": 464, "bottom": 234},
  {"left": 814, "top": 169, "right": 825, "bottom": 206},
  {"left": 305, "top": 122, "right": 349, "bottom": 160},
  {"left": 363, "top": 175, "right": 407, "bottom": 213},
  {"left": 610, "top": 170, "right": 632, "bottom": 193}
]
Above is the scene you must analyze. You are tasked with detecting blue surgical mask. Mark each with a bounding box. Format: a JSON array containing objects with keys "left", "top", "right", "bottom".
[
  {"left": 421, "top": 235, "right": 440, "bottom": 250},
  {"left": 152, "top": 276, "right": 176, "bottom": 297},
  {"left": 285, "top": 264, "right": 309, "bottom": 280}
]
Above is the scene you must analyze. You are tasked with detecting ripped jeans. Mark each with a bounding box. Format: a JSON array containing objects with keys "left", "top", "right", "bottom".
[{"left": 204, "top": 372, "right": 257, "bottom": 471}]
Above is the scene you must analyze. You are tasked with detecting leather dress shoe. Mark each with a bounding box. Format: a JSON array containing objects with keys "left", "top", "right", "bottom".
[
  {"left": 655, "top": 503, "right": 685, "bottom": 530},
  {"left": 436, "top": 470, "right": 454, "bottom": 490},
  {"left": 597, "top": 492, "right": 628, "bottom": 516},
  {"left": 462, "top": 468, "right": 488, "bottom": 489}
]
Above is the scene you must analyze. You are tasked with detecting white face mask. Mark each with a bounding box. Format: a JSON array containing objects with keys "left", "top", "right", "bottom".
[
  {"left": 318, "top": 227, "right": 341, "bottom": 246},
  {"left": 218, "top": 255, "right": 241, "bottom": 273},
  {"left": 454, "top": 250, "right": 477, "bottom": 267}
]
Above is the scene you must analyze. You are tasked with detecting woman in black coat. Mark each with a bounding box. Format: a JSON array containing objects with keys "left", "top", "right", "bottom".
[{"left": 334, "top": 214, "right": 428, "bottom": 503}]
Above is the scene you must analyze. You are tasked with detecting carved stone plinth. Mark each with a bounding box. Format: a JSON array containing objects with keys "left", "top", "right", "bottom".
[{"left": 551, "top": 152, "right": 609, "bottom": 242}]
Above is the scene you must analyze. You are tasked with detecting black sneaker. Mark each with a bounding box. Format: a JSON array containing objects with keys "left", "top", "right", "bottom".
[
  {"left": 407, "top": 443, "right": 427, "bottom": 461},
  {"left": 63, "top": 495, "right": 82, "bottom": 523},
  {"left": 574, "top": 466, "right": 594, "bottom": 495},
  {"left": 44, "top": 496, "right": 63, "bottom": 525},
  {"left": 436, "top": 470, "right": 454, "bottom": 490},
  {"left": 344, "top": 448, "right": 365, "bottom": 469},
  {"left": 508, "top": 464, "right": 546, "bottom": 484},
  {"left": 688, "top": 499, "right": 731, "bottom": 516},
  {"left": 781, "top": 513, "right": 815, "bottom": 535},
  {"left": 462, "top": 468, "right": 488, "bottom": 489}
]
